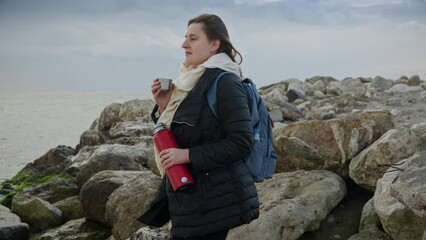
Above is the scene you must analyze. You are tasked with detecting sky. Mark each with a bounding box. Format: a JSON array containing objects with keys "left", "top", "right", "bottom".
[{"left": 0, "top": 0, "right": 425, "bottom": 91}]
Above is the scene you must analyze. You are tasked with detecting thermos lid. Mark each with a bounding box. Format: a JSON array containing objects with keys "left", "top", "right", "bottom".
[{"left": 153, "top": 122, "right": 167, "bottom": 135}]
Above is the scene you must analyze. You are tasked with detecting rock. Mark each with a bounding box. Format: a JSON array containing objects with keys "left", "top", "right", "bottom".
[
  {"left": 302, "top": 95, "right": 370, "bottom": 120},
  {"left": 75, "top": 144, "right": 150, "bottom": 188},
  {"left": 347, "top": 228, "right": 391, "bottom": 240},
  {"left": 24, "top": 145, "right": 75, "bottom": 174},
  {"left": 127, "top": 226, "right": 170, "bottom": 240},
  {"left": 264, "top": 88, "right": 289, "bottom": 105},
  {"left": 98, "top": 103, "right": 122, "bottom": 132},
  {"left": 0, "top": 205, "right": 29, "bottom": 240},
  {"left": 298, "top": 180, "right": 373, "bottom": 240},
  {"left": 53, "top": 196, "right": 85, "bottom": 222},
  {"left": 11, "top": 197, "right": 63, "bottom": 232},
  {"left": 66, "top": 145, "right": 98, "bottom": 177},
  {"left": 311, "top": 80, "right": 327, "bottom": 93},
  {"left": 370, "top": 76, "right": 393, "bottom": 91},
  {"left": 374, "top": 157, "right": 426, "bottom": 240},
  {"left": 77, "top": 129, "right": 106, "bottom": 150},
  {"left": 359, "top": 198, "right": 381, "bottom": 231},
  {"left": 390, "top": 151, "right": 426, "bottom": 217},
  {"left": 287, "top": 89, "right": 305, "bottom": 102},
  {"left": 407, "top": 75, "right": 421, "bottom": 86},
  {"left": 109, "top": 122, "right": 154, "bottom": 139},
  {"left": 273, "top": 111, "right": 394, "bottom": 177},
  {"left": 341, "top": 78, "right": 367, "bottom": 97},
  {"left": 349, "top": 128, "right": 420, "bottom": 191},
  {"left": 14, "top": 179, "right": 79, "bottom": 204},
  {"left": 226, "top": 170, "right": 346, "bottom": 240},
  {"left": 305, "top": 76, "right": 338, "bottom": 86},
  {"left": 37, "top": 218, "right": 111, "bottom": 240},
  {"left": 106, "top": 171, "right": 161, "bottom": 239},
  {"left": 411, "top": 122, "right": 426, "bottom": 151},
  {"left": 264, "top": 101, "right": 304, "bottom": 121},
  {"left": 269, "top": 108, "right": 284, "bottom": 122},
  {"left": 326, "top": 81, "right": 350, "bottom": 96},
  {"left": 388, "top": 83, "right": 423, "bottom": 93},
  {"left": 118, "top": 99, "right": 155, "bottom": 124},
  {"left": 80, "top": 170, "right": 151, "bottom": 226}
]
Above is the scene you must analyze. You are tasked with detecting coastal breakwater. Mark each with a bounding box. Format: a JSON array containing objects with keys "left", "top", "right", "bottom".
[{"left": 1, "top": 75, "right": 425, "bottom": 240}]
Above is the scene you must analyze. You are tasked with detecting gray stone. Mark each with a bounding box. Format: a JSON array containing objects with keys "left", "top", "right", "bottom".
[
  {"left": 80, "top": 170, "right": 150, "bottom": 226},
  {"left": 106, "top": 171, "right": 162, "bottom": 240},
  {"left": 75, "top": 144, "right": 149, "bottom": 188},
  {"left": 349, "top": 128, "right": 420, "bottom": 191},
  {"left": 11, "top": 197, "right": 63, "bottom": 231},
  {"left": 0, "top": 205, "right": 29, "bottom": 240},
  {"left": 390, "top": 151, "right": 426, "bottom": 217},
  {"left": 37, "top": 218, "right": 111, "bottom": 240},
  {"left": 227, "top": 170, "right": 346, "bottom": 240},
  {"left": 347, "top": 228, "right": 391, "bottom": 240},
  {"left": 127, "top": 226, "right": 170, "bottom": 240},
  {"left": 374, "top": 158, "right": 426, "bottom": 240}
]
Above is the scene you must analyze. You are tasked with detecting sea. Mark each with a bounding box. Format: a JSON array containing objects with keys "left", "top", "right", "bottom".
[{"left": 0, "top": 91, "right": 151, "bottom": 183}]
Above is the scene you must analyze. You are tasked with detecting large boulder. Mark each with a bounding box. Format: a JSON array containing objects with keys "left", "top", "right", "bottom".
[
  {"left": 13, "top": 179, "right": 79, "bottom": 204},
  {"left": 370, "top": 76, "right": 393, "bottom": 91},
  {"left": 23, "top": 145, "right": 76, "bottom": 174},
  {"left": 390, "top": 151, "right": 426, "bottom": 217},
  {"left": 273, "top": 111, "right": 394, "bottom": 177},
  {"left": 373, "top": 154, "right": 426, "bottom": 240},
  {"left": 53, "top": 196, "right": 85, "bottom": 222},
  {"left": 349, "top": 128, "right": 420, "bottom": 191},
  {"left": 106, "top": 171, "right": 161, "bottom": 239},
  {"left": 358, "top": 198, "right": 382, "bottom": 231},
  {"left": 226, "top": 170, "right": 346, "bottom": 240},
  {"left": 37, "top": 218, "right": 111, "bottom": 240},
  {"left": 127, "top": 226, "right": 169, "bottom": 240},
  {"left": 0, "top": 205, "right": 29, "bottom": 240},
  {"left": 347, "top": 228, "right": 391, "bottom": 240},
  {"left": 98, "top": 102, "right": 122, "bottom": 132},
  {"left": 66, "top": 145, "right": 98, "bottom": 177},
  {"left": 79, "top": 170, "right": 151, "bottom": 226},
  {"left": 97, "top": 99, "right": 155, "bottom": 133},
  {"left": 11, "top": 196, "right": 63, "bottom": 232},
  {"left": 75, "top": 144, "right": 150, "bottom": 188}
]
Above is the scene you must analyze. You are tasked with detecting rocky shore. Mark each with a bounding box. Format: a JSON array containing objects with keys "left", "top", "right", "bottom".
[{"left": 1, "top": 75, "right": 425, "bottom": 240}]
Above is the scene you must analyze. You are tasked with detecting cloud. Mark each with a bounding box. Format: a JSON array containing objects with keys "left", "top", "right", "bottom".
[
  {"left": 349, "top": 0, "right": 404, "bottom": 8},
  {"left": 0, "top": 10, "right": 182, "bottom": 58},
  {"left": 48, "top": 22, "right": 181, "bottom": 58},
  {"left": 0, "top": 0, "right": 425, "bottom": 91},
  {"left": 234, "top": 0, "right": 285, "bottom": 5}
]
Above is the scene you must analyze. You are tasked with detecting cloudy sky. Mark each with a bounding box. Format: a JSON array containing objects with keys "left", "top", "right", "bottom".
[{"left": 1, "top": 0, "right": 425, "bottom": 91}]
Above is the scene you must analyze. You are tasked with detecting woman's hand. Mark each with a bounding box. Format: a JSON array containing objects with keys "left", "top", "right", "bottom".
[
  {"left": 160, "top": 148, "right": 189, "bottom": 169},
  {"left": 151, "top": 78, "right": 174, "bottom": 113}
]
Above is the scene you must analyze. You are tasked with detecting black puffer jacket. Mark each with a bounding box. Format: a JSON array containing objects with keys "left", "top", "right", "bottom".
[{"left": 152, "top": 68, "right": 259, "bottom": 238}]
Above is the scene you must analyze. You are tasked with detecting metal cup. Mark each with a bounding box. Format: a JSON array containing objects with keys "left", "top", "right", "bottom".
[{"left": 159, "top": 78, "right": 172, "bottom": 91}]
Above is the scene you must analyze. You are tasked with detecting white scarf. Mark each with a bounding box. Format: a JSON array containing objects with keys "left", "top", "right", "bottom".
[{"left": 155, "top": 53, "right": 241, "bottom": 176}]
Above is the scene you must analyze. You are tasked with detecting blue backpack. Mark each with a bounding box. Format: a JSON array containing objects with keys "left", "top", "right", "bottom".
[{"left": 207, "top": 72, "right": 277, "bottom": 182}]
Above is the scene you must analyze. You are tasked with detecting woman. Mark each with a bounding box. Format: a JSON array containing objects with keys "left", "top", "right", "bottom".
[{"left": 141, "top": 13, "right": 259, "bottom": 240}]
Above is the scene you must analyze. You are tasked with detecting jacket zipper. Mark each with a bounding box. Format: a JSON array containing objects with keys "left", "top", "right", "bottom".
[{"left": 172, "top": 120, "right": 195, "bottom": 127}]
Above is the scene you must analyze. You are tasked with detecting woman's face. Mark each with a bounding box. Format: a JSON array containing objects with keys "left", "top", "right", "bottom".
[{"left": 182, "top": 23, "right": 219, "bottom": 67}]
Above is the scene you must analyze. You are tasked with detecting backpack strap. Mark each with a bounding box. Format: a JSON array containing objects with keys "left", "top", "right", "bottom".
[
  {"left": 241, "top": 78, "right": 261, "bottom": 141},
  {"left": 207, "top": 71, "right": 238, "bottom": 118},
  {"left": 207, "top": 73, "right": 261, "bottom": 141}
]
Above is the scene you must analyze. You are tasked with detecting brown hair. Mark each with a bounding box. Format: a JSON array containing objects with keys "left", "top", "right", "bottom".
[{"left": 188, "top": 14, "right": 243, "bottom": 64}]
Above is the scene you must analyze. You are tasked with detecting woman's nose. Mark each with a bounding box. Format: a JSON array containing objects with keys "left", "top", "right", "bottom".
[{"left": 181, "top": 39, "right": 188, "bottom": 49}]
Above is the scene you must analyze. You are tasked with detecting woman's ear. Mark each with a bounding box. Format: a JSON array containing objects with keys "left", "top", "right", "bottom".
[{"left": 210, "top": 40, "right": 220, "bottom": 53}]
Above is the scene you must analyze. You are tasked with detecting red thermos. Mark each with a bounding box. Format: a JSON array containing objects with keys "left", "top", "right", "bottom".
[{"left": 153, "top": 122, "right": 195, "bottom": 191}]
